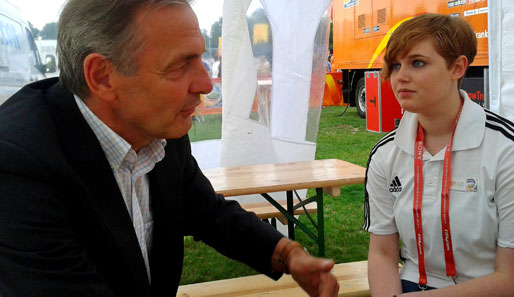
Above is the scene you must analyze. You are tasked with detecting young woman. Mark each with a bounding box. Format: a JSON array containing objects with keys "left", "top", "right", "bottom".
[{"left": 364, "top": 14, "right": 514, "bottom": 296}]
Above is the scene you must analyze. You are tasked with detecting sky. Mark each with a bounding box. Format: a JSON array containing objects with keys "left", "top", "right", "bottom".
[{"left": 15, "top": 0, "right": 225, "bottom": 32}]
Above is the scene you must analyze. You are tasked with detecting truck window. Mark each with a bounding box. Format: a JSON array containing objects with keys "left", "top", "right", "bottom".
[{"left": 26, "top": 29, "right": 43, "bottom": 67}]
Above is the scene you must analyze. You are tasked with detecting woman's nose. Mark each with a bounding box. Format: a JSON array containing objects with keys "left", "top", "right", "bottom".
[{"left": 395, "top": 65, "right": 409, "bottom": 82}]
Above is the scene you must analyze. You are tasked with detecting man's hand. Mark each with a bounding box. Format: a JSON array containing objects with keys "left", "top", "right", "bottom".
[{"left": 288, "top": 247, "right": 339, "bottom": 297}]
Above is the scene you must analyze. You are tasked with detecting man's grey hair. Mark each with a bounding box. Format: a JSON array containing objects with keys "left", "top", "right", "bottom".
[{"left": 57, "top": 0, "right": 192, "bottom": 99}]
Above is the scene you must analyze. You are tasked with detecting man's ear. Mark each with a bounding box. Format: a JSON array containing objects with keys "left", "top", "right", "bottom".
[
  {"left": 451, "top": 55, "right": 469, "bottom": 81},
  {"left": 83, "top": 53, "right": 116, "bottom": 101}
]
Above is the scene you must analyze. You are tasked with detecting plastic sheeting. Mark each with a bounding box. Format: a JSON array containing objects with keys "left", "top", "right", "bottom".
[
  {"left": 191, "top": 0, "right": 332, "bottom": 170},
  {"left": 262, "top": 0, "right": 331, "bottom": 142},
  {"left": 220, "top": 0, "right": 331, "bottom": 168},
  {"left": 219, "top": 0, "right": 277, "bottom": 167},
  {"left": 489, "top": 1, "right": 514, "bottom": 121}
]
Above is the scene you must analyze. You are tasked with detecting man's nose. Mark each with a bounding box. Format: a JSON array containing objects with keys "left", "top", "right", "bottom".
[{"left": 191, "top": 61, "right": 214, "bottom": 94}]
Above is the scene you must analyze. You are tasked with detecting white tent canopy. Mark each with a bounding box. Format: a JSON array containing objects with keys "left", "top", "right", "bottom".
[
  {"left": 220, "top": 0, "right": 331, "bottom": 168},
  {"left": 191, "top": 0, "right": 331, "bottom": 169},
  {"left": 489, "top": 0, "right": 514, "bottom": 121},
  {"left": 219, "top": 0, "right": 277, "bottom": 167}
]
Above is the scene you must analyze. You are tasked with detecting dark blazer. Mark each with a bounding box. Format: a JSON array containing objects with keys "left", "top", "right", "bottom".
[{"left": 0, "top": 78, "right": 283, "bottom": 297}]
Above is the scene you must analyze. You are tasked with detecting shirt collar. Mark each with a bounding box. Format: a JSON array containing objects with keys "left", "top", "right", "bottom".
[
  {"left": 394, "top": 90, "right": 485, "bottom": 156},
  {"left": 74, "top": 95, "right": 167, "bottom": 170}
]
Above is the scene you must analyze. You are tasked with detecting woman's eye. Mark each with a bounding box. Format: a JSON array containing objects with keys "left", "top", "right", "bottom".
[
  {"left": 391, "top": 63, "right": 401, "bottom": 70},
  {"left": 413, "top": 60, "right": 425, "bottom": 67}
]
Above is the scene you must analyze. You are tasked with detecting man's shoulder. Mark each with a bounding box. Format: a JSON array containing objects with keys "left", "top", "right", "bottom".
[
  {"left": 2, "top": 76, "right": 59, "bottom": 103},
  {"left": 0, "top": 78, "right": 70, "bottom": 164},
  {"left": 0, "top": 77, "right": 61, "bottom": 120},
  {"left": 0, "top": 78, "right": 59, "bottom": 133}
]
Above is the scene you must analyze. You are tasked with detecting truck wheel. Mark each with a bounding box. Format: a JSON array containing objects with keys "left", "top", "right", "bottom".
[{"left": 355, "top": 77, "right": 366, "bottom": 118}]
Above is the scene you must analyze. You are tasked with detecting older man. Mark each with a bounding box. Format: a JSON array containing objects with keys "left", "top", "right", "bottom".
[{"left": 0, "top": 1, "right": 339, "bottom": 296}]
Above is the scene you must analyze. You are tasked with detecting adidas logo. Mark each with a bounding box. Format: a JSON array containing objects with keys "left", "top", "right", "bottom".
[{"left": 389, "top": 176, "right": 403, "bottom": 193}]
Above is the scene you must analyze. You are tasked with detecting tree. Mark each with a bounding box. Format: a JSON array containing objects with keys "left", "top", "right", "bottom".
[
  {"left": 201, "top": 28, "right": 209, "bottom": 48},
  {"left": 209, "top": 17, "right": 222, "bottom": 49},
  {"left": 329, "top": 20, "right": 333, "bottom": 52},
  {"left": 28, "top": 22, "right": 40, "bottom": 39},
  {"left": 40, "top": 22, "right": 58, "bottom": 40}
]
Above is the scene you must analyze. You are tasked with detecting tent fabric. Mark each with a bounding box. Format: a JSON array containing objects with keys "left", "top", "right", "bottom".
[
  {"left": 489, "top": 0, "right": 514, "bottom": 121},
  {"left": 261, "top": 0, "right": 332, "bottom": 142},
  {"left": 191, "top": 0, "right": 331, "bottom": 170},
  {"left": 191, "top": 139, "right": 221, "bottom": 169},
  {"left": 220, "top": 0, "right": 331, "bottom": 168},
  {"left": 219, "top": 0, "right": 277, "bottom": 167}
]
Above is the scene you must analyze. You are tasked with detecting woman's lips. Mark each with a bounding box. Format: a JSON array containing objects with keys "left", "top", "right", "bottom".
[{"left": 398, "top": 89, "right": 415, "bottom": 97}]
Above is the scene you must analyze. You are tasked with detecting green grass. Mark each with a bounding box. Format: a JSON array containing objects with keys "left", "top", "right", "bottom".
[
  {"left": 189, "top": 113, "right": 222, "bottom": 142},
  {"left": 181, "top": 106, "right": 386, "bottom": 285}
]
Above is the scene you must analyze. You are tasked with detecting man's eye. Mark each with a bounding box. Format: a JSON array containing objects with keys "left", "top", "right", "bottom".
[
  {"left": 413, "top": 60, "right": 425, "bottom": 67},
  {"left": 172, "top": 63, "right": 188, "bottom": 72},
  {"left": 165, "top": 63, "right": 188, "bottom": 79}
]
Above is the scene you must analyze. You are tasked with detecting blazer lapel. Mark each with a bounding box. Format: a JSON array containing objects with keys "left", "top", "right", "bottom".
[
  {"left": 45, "top": 82, "right": 151, "bottom": 294},
  {"left": 148, "top": 140, "right": 186, "bottom": 294}
]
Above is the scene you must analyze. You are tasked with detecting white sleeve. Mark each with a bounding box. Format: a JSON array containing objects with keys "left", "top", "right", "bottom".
[
  {"left": 495, "top": 149, "right": 514, "bottom": 248},
  {"left": 366, "top": 150, "right": 398, "bottom": 235}
]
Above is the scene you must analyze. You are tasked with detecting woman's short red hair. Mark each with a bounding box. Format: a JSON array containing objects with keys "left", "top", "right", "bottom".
[{"left": 382, "top": 13, "right": 477, "bottom": 83}]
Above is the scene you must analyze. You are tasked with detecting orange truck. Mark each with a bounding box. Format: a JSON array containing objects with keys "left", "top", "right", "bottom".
[{"left": 332, "top": 0, "right": 489, "bottom": 118}]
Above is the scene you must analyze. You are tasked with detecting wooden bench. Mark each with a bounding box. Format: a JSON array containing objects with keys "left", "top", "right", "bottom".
[
  {"left": 177, "top": 260, "right": 370, "bottom": 297},
  {"left": 241, "top": 199, "right": 317, "bottom": 226},
  {"left": 204, "top": 159, "right": 366, "bottom": 257}
]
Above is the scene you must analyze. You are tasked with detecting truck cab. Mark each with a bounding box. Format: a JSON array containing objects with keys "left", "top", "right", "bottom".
[
  {"left": 332, "top": 0, "right": 489, "bottom": 118},
  {"left": 0, "top": 0, "right": 46, "bottom": 106}
]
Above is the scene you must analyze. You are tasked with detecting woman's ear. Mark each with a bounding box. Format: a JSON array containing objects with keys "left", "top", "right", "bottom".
[
  {"left": 451, "top": 55, "right": 469, "bottom": 81},
  {"left": 83, "top": 53, "right": 116, "bottom": 102}
]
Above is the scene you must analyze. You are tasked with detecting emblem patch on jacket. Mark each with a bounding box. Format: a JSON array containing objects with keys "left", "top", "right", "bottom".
[
  {"left": 450, "top": 178, "right": 478, "bottom": 192},
  {"left": 389, "top": 176, "right": 402, "bottom": 193}
]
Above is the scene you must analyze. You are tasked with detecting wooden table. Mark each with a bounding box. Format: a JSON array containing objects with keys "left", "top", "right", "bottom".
[
  {"left": 203, "top": 159, "right": 366, "bottom": 256},
  {"left": 177, "top": 260, "right": 370, "bottom": 297}
]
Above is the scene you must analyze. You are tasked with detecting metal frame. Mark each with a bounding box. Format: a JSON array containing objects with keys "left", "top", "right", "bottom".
[{"left": 260, "top": 187, "right": 326, "bottom": 257}]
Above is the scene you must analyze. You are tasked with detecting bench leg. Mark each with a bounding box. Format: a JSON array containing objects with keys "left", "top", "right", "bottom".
[
  {"left": 261, "top": 218, "right": 278, "bottom": 229},
  {"left": 259, "top": 191, "right": 325, "bottom": 257},
  {"left": 287, "top": 190, "right": 295, "bottom": 240},
  {"left": 316, "top": 187, "right": 325, "bottom": 257}
]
